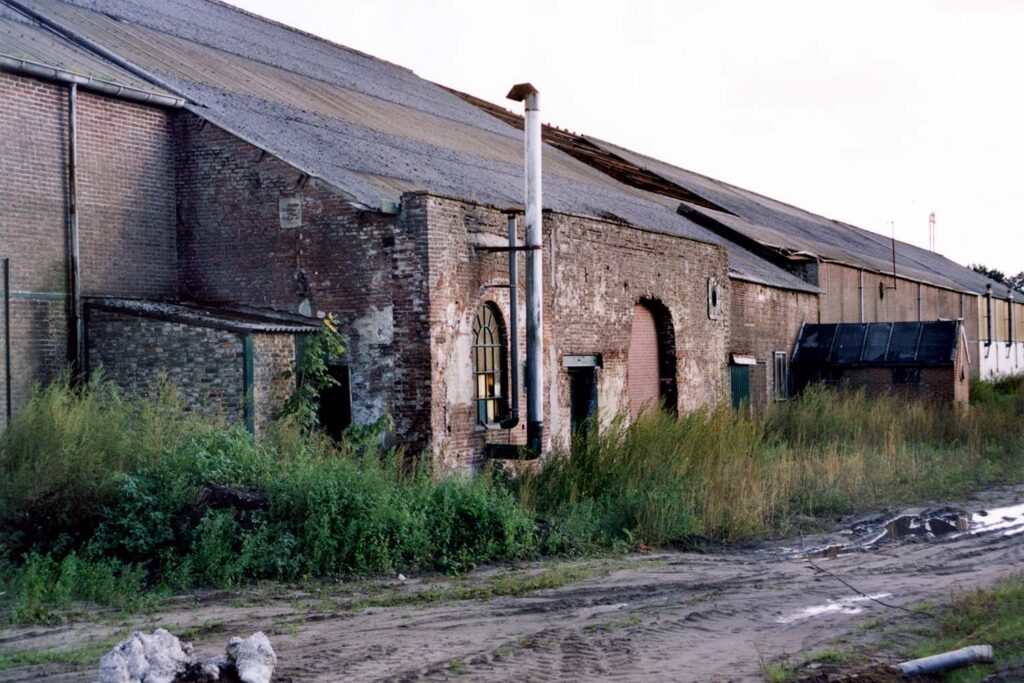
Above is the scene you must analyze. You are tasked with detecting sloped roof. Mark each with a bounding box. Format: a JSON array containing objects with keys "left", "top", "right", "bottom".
[
  {"left": 87, "top": 297, "right": 320, "bottom": 333},
  {"left": 0, "top": 0, "right": 816, "bottom": 294},
  {"left": 0, "top": 2, "right": 178, "bottom": 100},
  {"left": 586, "top": 137, "right": 1012, "bottom": 299},
  {"left": 792, "top": 321, "right": 962, "bottom": 368}
]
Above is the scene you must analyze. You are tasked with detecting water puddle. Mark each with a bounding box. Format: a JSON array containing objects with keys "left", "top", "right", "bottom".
[
  {"left": 775, "top": 593, "right": 893, "bottom": 624},
  {"left": 796, "top": 501, "right": 1024, "bottom": 559}
]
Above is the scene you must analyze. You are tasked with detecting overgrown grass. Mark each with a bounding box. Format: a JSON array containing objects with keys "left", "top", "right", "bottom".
[
  {"left": 1, "top": 376, "right": 1022, "bottom": 625},
  {"left": 906, "top": 573, "right": 1024, "bottom": 682},
  {"left": 0, "top": 379, "right": 536, "bottom": 623},
  {"left": 519, "top": 382, "right": 1024, "bottom": 547}
]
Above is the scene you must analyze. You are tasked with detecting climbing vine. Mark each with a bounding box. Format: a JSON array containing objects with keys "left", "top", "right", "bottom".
[{"left": 281, "top": 314, "right": 347, "bottom": 430}]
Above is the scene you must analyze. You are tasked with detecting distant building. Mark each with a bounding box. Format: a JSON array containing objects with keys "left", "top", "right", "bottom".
[{"left": 791, "top": 321, "right": 970, "bottom": 406}]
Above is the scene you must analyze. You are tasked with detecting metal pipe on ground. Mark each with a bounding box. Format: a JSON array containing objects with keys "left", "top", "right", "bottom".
[
  {"left": 895, "top": 645, "right": 993, "bottom": 676},
  {"left": 499, "top": 213, "right": 520, "bottom": 431},
  {"left": 507, "top": 82, "right": 543, "bottom": 455}
]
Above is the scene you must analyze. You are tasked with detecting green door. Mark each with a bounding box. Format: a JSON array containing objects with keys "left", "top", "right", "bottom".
[{"left": 730, "top": 364, "right": 750, "bottom": 409}]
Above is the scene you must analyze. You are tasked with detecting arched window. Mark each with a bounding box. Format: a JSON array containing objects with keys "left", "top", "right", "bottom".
[{"left": 473, "top": 303, "right": 508, "bottom": 425}]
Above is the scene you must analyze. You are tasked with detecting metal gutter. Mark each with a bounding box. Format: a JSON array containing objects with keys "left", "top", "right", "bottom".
[{"left": 0, "top": 54, "right": 185, "bottom": 108}]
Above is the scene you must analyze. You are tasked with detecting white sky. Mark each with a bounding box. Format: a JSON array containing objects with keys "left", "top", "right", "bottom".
[{"left": 230, "top": 0, "right": 1024, "bottom": 275}]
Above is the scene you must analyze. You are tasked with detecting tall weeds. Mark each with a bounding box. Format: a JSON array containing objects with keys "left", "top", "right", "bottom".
[
  {"left": 522, "top": 383, "right": 1024, "bottom": 547},
  {"left": 0, "top": 376, "right": 1021, "bottom": 623}
]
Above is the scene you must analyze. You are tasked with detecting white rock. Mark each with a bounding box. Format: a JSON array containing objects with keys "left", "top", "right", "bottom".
[
  {"left": 97, "top": 629, "right": 192, "bottom": 683},
  {"left": 226, "top": 632, "right": 277, "bottom": 683}
]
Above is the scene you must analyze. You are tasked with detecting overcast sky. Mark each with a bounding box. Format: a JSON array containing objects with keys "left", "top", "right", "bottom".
[{"left": 231, "top": 0, "right": 1024, "bottom": 275}]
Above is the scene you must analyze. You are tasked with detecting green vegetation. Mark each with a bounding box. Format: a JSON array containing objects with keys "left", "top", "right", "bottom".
[
  {"left": 906, "top": 573, "right": 1024, "bottom": 682},
  {"left": 518, "top": 382, "right": 1024, "bottom": 546},
  {"left": 0, "top": 373, "right": 1022, "bottom": 625}
]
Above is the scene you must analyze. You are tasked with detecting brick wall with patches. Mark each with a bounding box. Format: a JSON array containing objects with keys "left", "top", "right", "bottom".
[
  {"left": 423, "top": 195, "right": 731, "bottom": 469},
  {"left": 729, "top": 280, "right": 819, "bottom": 411},
  {"left": 173, "top": 115, "right": 434, "bottom": 451},
  {"left": 86, "top": 308, "right": 245, "bottom": 422},
  {"left": 252, "top": 332, "right": 297, "bottom": 434},
  {"left": 0, "top": 72, "right": 178, "bottom": 426}
]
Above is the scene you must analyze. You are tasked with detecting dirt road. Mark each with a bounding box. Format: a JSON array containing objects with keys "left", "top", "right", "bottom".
[{"left": 4, "top": 483, "right": 1024, "bottom": 682}]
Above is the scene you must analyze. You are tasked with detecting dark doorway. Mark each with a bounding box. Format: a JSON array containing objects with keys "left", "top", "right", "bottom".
[
  {"left": 569, "top": 366, "right": 598, "bottom": 433},
  {"left": 318, "top": 363, "right": 352, "bottom": 441},
  {"left": 730, "top": 364, "right": 751, "bottom": 409}
]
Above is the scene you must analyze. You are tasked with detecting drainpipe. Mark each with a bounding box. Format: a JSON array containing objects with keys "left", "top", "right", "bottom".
[
  {"left": 67, "top": 83, "right": 84, "bottom": 381},
  {"left": 1008, "top": 292, "right": 1015, "bottom": 348},
  {"left": 500, "top": 214, "right": 520, "bottom": 430},
  {"left": 858, "top": 268, "right": 864, "bottom": 322},
  {"left": 3, "top": 258, "right": 11, "bottom": 421},
  {"left": 507, "top": 83, "right": 543, "bottom": 455},
  {"left": 986, "top": 284, "right": 993, "bottom": 346}
]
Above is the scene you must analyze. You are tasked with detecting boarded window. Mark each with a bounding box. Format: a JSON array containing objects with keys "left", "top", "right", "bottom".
[
  {"left": 628, "top": 304, "right": 660, "bottom": 419},
  {"left": 472, "top": 303, "right": 507, "bottom": 425},
  {"left": 773, "top": 351, "right": 789, "bottom": 401}
]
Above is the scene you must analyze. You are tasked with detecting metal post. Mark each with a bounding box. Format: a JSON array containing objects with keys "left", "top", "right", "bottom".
[{"left": 507, "top": 83, "right": 543, "bottom": 454}]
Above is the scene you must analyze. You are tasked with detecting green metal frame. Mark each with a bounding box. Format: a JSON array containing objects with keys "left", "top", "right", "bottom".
[{"left": 242, "top": 333, "right": 255, "bottom": 434}]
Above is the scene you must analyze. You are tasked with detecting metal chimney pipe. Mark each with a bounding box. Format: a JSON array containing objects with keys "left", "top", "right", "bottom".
[{"left": 506, "top": 83, "right": 543, "bottom": 454}]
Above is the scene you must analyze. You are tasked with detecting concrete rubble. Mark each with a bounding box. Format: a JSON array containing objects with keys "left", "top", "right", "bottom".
[{"left": 97, "top": 630, "right": 276, "bottom": 683}]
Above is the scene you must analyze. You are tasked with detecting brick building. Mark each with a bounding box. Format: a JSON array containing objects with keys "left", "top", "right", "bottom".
[{"left": 0, "top": 0, "right": 1013, "bottom": 466}]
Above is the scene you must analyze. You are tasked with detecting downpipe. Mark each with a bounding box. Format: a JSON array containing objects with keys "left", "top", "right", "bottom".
[{"left": 499, "top": 213, "right": 520, "bottom": 430}]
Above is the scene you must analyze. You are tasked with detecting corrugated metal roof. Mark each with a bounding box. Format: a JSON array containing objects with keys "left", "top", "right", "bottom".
[
  {"left": 0, "top": 2, "right": 173, "bottom": 95},
  {"left": 792, "top": 320, "right": 962, "bottom": 368},
  {"left": 6, "top": 1, "right": 707, "bottom": 234},
  {"left": 588, "top": 137, "right": 1012, "bottom": 299},
  {"left": 0, "top": 0, "right": 823, "bottom": 293},
  {"left": 87, "top": 297, "right": 320, "bottom": 333}
]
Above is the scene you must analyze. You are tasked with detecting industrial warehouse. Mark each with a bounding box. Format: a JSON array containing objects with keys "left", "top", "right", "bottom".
[{"left": 1, "top": 0, "right": 1021, "bottom": 470}]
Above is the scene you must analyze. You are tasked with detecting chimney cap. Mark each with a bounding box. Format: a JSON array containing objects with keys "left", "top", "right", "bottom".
[{"left": 506, "top": 82, "right": 539, "bottom": 102}]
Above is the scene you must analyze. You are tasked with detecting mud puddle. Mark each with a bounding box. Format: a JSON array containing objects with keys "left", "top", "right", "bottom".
[{"left": 798, "top": 500, "right": 1024, "bottom": 561}]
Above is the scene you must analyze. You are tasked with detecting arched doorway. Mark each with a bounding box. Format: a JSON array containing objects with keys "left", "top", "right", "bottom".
[{"left": 627, "top": 300, "right": 677, "bottom": 420}]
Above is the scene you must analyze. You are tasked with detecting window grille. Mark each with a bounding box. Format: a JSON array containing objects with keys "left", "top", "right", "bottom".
[{"left": 472, "top": 303, "right": 507, "bottom": 425}]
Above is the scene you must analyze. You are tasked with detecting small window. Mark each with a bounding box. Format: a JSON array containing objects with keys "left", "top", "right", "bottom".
[
  {"left": 472, "top": 303, "right": 508, "bottom": 426},
  {"left": 893, "top": 367, "right": 921, "bottom": 384},
  {"left": 772, "top": 351, "right": 789, "bottom": 401}
]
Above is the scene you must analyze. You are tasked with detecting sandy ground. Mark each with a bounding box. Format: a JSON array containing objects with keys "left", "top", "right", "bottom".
[{"left": 3, "top": 483, "right": 1024, "bottom": 682}]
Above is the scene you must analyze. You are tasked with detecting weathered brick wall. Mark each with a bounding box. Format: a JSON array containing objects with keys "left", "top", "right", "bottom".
[
  {"left": 0, "top": 73, "right": 178, "bottom": 426},
  {"left": 729, "top": 280, "right": 819, "bottom": 411},
  {"left": 77, "top": 90, "right": 178, "bottom": 297},
  {"left": 423, "top": 196, "right": 730, "bottom": 469},
  {"left": 252, "top": 332, "right": 297, "bottom": 435},
  {"left": 86, "top": 308, "right": 245, "bottom": 422},
  {"left": 174, "top": 116, "right": 433, "bottom": 451}
]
